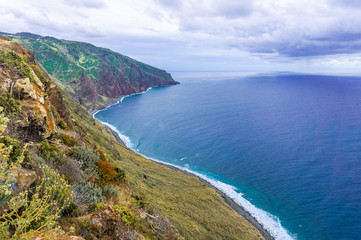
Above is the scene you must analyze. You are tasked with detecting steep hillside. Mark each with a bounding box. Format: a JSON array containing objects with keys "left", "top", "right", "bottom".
[
  {"left": 0, "top": 35, "right": 265, "bottom": 239},
  {"left": 4, "top": 32, "right": 178, "bottom": 110}
]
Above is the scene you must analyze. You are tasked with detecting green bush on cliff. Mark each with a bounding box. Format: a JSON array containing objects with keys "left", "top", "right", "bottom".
[
  {"left": 0, "top": 136, "right": 21, "bottom": 163},
  {"left": 132, "top": 194, "right": 148, "bottom": 209},
  {"left": 0, "top": 93, "right": 21, "bottom": 116},
  {"left": 114, "top": 205, "right": 136, "bottom": 227},
  {"left": 71, "top": 181, "right": 103, "bottom": 206},
  {"left": 0, "top": 166, "right": 72, "bottom": 239},
  {"left": 115, "top": 167, "right": 126, "bottom": 182},
  {"left": 92, "top": 202, "right": 105, "bottom": 211},
  {"left": 0, "top": 142, "right": 17, "bottom": 207},
  {"left": 68, "top": 147, "right": 99, "bottom": 175},
  {"left": 59, "top": 133, "right": 76, "bottom": 146},
  {"left": 40, "top": 139, "right": 62, "bottom": 162},
  {"left": 0, "top": 50, "right": 35, "bottom": 82},
  {"left": 58, "top": 119, "right": 68, "bottom": 129}
]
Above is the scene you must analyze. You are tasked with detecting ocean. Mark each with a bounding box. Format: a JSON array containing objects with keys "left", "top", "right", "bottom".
[{"left": 94, "top": 72, "right": 361, "bottom": 240}]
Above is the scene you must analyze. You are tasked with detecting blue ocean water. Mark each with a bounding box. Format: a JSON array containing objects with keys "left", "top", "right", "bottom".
[{"left": 94, "top": 72, "right": 361, "bottom": 240}]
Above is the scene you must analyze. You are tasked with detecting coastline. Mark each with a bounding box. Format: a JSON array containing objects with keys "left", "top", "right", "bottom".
[{"left": 90, "top": 97, "right": 275, "bottom": 240}]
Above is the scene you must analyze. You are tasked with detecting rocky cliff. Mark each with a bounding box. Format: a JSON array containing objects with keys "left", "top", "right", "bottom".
[
  {"left": 4, "top": 32, "right": 179, "bottom": 110},
  {"left": 0, "top": 36, "right": 56, "bottom": 141}
]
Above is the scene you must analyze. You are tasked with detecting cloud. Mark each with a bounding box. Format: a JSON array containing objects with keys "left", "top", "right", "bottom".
[
  {"left": 328, "top": 0, "right": 361, "bottom": 8},
  {"left": 213, "top": 0, "right": 254, "bottom": 19},
  {"left": 151, "top": 0, "right": 361, "bottom": 58},
  {"left": 61, "top": 0, "right": 107, "bottom": 9},
  {"left": 153, "top": 0, "right": 183, "bottom": 9},
  {"left": 1, "top": 0, "right": 361, "bottom": 71}
]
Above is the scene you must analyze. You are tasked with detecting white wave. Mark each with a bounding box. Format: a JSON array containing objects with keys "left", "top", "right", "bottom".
[
  {"left": 120, "top": 87, "right": 153, "bottom": 103},
  {"left": 94, "top": 119, "right": 133, "bottom": 149},
  {"left": 203, "top": 179, "right": 296, "bottom": 240},
  {"left": 93, "top": 87, "right": 153, "bottom": 117}
]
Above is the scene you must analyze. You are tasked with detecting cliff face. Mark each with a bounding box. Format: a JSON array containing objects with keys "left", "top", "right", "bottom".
[
  {"left": 4, "top": 33, "right": 179, "bottom": 110},
  {"left": 0, "top": 37, "right": 57, "bottom": 141}
]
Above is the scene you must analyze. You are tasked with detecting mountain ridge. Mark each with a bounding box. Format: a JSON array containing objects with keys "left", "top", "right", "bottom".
[{"left": 3, "top": 32, "right": 179, "bottom": 110}]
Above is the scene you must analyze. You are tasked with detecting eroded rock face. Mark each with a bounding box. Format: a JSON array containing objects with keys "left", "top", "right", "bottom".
[
  {"left": 9, "top": 78, "right": 55, "bottom": 141},
  {"left": 0, "top": 38, "right": 57, "bottom": 141},
  {"left": 13, "top": 78, "right": 44, "bottom": 104}
]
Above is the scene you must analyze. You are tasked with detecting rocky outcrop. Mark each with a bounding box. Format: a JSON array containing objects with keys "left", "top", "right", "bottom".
[{"left": 0, "top": 38, "right": 56, "bottom": 141}]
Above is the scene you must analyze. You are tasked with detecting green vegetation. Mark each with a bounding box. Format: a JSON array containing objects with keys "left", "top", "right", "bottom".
[
  {"left": 101, "top": 184, "right": 121, "bottom": 200},
  {"left": 71, "top": 181, "right": 103, "bottom": 206},
  {"left": 0, "top": 138, "right": 71, "bottom": 239},
  {"left": 0, "top": 136, "right": 21, "bottom": 163},
  {"left": 92, "top": 202, "right": 105, "bottom": 211},
  {"left": 58, "top": 119, "right": 67, "bottom": 129},
  {"left": 0, "top": 50, "right": 35, "bottom": 82},
  {"left": 68, "top": 147, "right": 99, "bottom": 175},
  {"left": 59, "top": 133, "right": 76, "bottom": 146},
  {"left": 0, "top": 93, "right": 21, "bottom": 116},
  {"left": 40, "top": 139, "right": 62, "bottom": 162},
  {"left": 114, "top": 205, "right": 136, "bottom": 227}
]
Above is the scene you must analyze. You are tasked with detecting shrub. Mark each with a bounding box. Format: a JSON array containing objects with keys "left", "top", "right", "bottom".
[
  {"left": 94, "top": 148, "right": 106, "bottom": 161},
  {"left": 0, "top": 144, "right": 17, "bottom": 207},
  {"left": 40, "top": 139, "right": 62, "bottom": 162},
  {"left": 25, "top": 151, "right": 45, "bottom": 169},
  {"left": 0, "top": 50, "right": 34, "bottom": 82},
  {"left": 0, "top": 93, "right": 21, "bottom": 116},
  {"left": 0, "top": 166, "right": 72, "bottom": 238},
  {"left": 0, "top": 108, "right": 14, "bottom": 207},
  {"left": 132, "top": 194, "right": 148, "bottom": 209},
  {"left": 69, "top": 147, "right": 99, "bottom": 175},
  {"left": 0, "top": 106, "right": 9, "bottom": 134},
  {"left": 114, "top": 205, "right": 136, "bottom": 227},
  {"left": 92, "top": 202, "right": 105, "bottom": 212},
  {"left": 115, "top": 167, "right": 126, "bottom": 182},
  {"left": 97, "top": 160, "right": 117, "bottom": 182},
  {"left": 57, "top": 157, "right": 84, "bottom": 183},
  {"left": 102, "top": 184, "right": 121, "bottom": 200},
  {"left": 16, "top": 60, "right": 34, "bottom": 82},
  {"left": 72, "top": 181, "right": 103, "bottom": 206},
  {"left": 60, "top": 134, "right": 75, "bottom": 146},
  {"left": 58, "top": 119, "right": 67, "bottom": 129},
  {"left": 0, "top": 136, "right": 21, "bottom": 163}
]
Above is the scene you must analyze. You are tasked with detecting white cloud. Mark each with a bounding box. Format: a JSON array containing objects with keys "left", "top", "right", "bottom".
[{"left": 1, "top": 0, "right": 361, "bottom": 72}]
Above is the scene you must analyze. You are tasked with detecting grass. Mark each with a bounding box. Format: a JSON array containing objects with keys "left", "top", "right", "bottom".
[{"left": 63, "top": 93, "right": 264, "bottom": 240}]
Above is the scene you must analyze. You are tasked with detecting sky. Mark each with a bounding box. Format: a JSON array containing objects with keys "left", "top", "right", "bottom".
[{"left": 1, "top": 0, "right": 361, "bottom": 73}]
